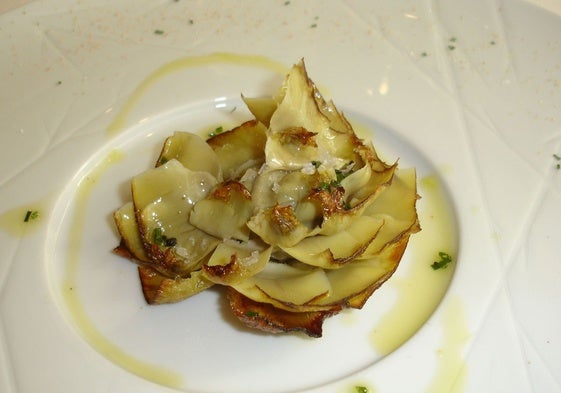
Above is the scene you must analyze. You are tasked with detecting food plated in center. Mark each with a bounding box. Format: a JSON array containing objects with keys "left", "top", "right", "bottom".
[{"left": 113, "top": 60, "right": 420, "bottom": 337}]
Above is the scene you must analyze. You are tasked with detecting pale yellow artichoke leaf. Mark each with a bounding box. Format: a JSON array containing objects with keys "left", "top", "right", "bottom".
[
  {"left": 263, "top": 231, "right": 412, "bottom": 312},
  {"left": 138, "top": 266, "right": 214, "bottom": 305},
  {"left": 360, "top": 168, "right": 421, "bottom": 258},
  {"left": 250, "top": 168, "right": 289, "bottom": 211},
  {"left": 190, "top": 181, "right": 253, "bottom": 241},
  {"left": 206, "top": 119, "right": 267, "bottom": 181},
  {"left": 313, "top": 96, "right": 354, "bottom": 135},
  {"left": 320, "top": 257, "right": 397, "bottom": 306},
  {"left": 268, "top": 60, "right": 329, "bottom": 137},
  {"left": 251, "top": 168, "right": 318, "bottom": 215},
  {"left": 313, "top": 243, "right": 406, "bottom": 309},
  {"left": 247, "top": 204, "right": 320, "bottom": 248},
  {"left": 232, "top": 262, "right": 331, "bottom": 308},
  {"left": 266, "top": 60, "right": 351, "bottom": 171},
  {"left": 157, "top": 131, "right": 222, "bottom": 181},
  {"left": 202, "top": 240, "right": 272, "bottom": 285},
  {"left": 364, "top": 168, "right": 419, "bottom": 220},
  {"left": 113, "top": 201, "right": 150, "bottom": 263},
  {"left": 265, "top": 128, "right": 321, "bottom": 169},
  {"left": 241, "top": 96, "right": 277, "bottom": 128},
  {"left": 344, "top": 143, "right": 397, "bottom": 207},
  {"left": 132, "top": 159, "right": 220, "bottom": 275},
  {"left": 132, "top": 159, "right": 217, "bottom": 211},
  {"left": 280, "top": 216, "right": 385, "bottom": 269}
]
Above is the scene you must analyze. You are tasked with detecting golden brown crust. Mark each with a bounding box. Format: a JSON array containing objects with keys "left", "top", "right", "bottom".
[
  {"left": 211, "top": 180, "right": 252, "bottom": 202},
  {"left": 269, "top": 204, "right": 299, "bottom": 235},
  {"left": 227, "top": 287, "right": 342, "bottom": 338}
]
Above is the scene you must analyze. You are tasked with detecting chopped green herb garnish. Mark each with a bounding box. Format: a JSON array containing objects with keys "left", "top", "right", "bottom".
[
  {"left": 317, "top": 180, "right": 339, "bottom": 192},
  {"left": 153, "top": 227, "right": 164, "bottom": 245},
  {"left": 450, "top": 37, "right": 457, "bottom": 42},
  {"left": 230, "top": 106, "right": 237, "bottom": 113},
  {"left": 447, "top": 45, "right": 456, "bottom": 51},
  {"left": 310, "top": 23, "right": 317, "bottom": 28},
  {"left": 553, "top": 154, "right": 561, "bottom": 161},
  {"left": 355, "top": 386, "right": 369, "bottom": 393},
  {"left": 188, "top": 19, "right": 194, "bottom": 25},
  {"left": 421, "top": 52, "right": 429, "bottom": 57},
  {"left": 311, "top": 160, "right": 322, "bottom": 168},
  {"left": 153, "top": 227, "right": 177, "bottom": 247},
  {"left": 154, "top": 29, "right": 164, "bottom": 35},
  {"left": 23, "top": 210, "right": 39, "bottom": 223},
  {"left": 56, "top": 80, "right": 62, "bottom": 86},
  {"left": 245, "top": 310, "right": 259, "bottom": 318},
  {"left": 335, "top": 169, "right": 345, "bottom": 183},
  {"left": 284, "top": 0, "right": 290, "bottom": 5},
  {"left": 209, "top": 126, "right": 224, "bottom": 137},
  {"left": 431, "top": 251, "right": 453, "bottom": 270},
  {"left": 335, "top": 161, "right": 354, "bottom": 182},
  {"left": 490, "top": 40, "right": 496, "bottom": 45},
  {"left": 158, "top": 156, "right": 169, "bottom": 165}
]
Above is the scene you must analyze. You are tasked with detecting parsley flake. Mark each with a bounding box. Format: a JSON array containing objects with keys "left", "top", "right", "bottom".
[
  {"left": 209, "top": 126, "right": 224, "bottom": 138},
  {"left": 152, "top": 228, "right": 177, "bottom": 247},
  {"left": 23, "top": 210, "right": 39, "bottom": 223},
  {"left": 245, "top": 310, "right": 259, "bottom": 318},
  {"left": 317, "top": 180, "right": 339, "bottom": 192},
  {"left": 431, "top": 251, "right": 453, "bottom": 270},
  {"left": 154, "top": 29, "right": 164, "bottom": 35},
  {"left": 153, "top": 227, "right": 164, "bottom": 245},
  {"left": 355, "top": 386, "right": 369, "bottom": 393}
]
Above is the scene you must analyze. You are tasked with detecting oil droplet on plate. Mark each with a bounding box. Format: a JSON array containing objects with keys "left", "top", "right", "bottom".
[
  {"left": 0, "top": 200, "right": 49, "bottom": 237},
  {"left": 424, "top": 296, "right": 469, "bottom": 393},
  {"left": 370, "top": 174, "right": 457, "bottom": 355}
]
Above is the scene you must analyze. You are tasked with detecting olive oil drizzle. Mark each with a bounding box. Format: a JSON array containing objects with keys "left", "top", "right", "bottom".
[
  {"left": 370, "top": 175, "right": 457, "bottom": 355},
  {"left": 62, "top": 149, "right": 183, "bottom": 388},
  {"left": 106, "top": 52, "right": 288, "bottom": 137}
]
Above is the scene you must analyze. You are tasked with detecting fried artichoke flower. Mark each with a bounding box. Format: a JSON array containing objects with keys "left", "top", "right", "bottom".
[{"left": 113, "top": 59, "right": 420, "bottom": 337}]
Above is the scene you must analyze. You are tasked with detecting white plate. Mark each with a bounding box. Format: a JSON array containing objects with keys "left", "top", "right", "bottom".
[{"left": 1, "top": 1, "right": 561, "bottom": 393}]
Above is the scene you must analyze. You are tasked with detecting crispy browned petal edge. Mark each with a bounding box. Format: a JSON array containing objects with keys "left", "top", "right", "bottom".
[
  {"left": 345, "top": 234, "right": 410, "bottom": 309},
  {"left": 113, "top": 240, "right": 136, "bottom": 260},
  {"left": 227, "top": 287, "right": 342, "bottom": 338},
  {"left": 137, "top": 265, "right": 164, "bottom": 304}
]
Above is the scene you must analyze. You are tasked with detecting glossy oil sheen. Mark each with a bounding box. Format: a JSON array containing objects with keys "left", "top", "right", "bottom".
[{"left": 61, "top": 149, "right": 184, "bottom": 388}]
